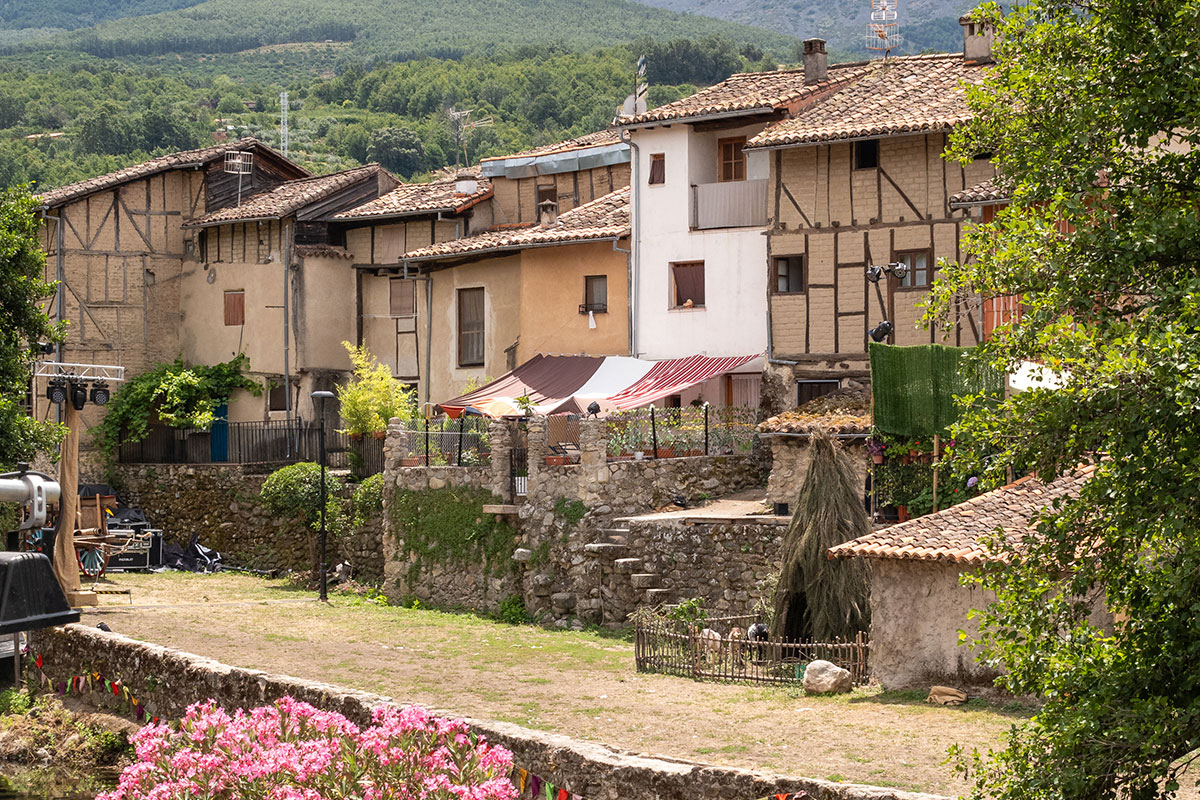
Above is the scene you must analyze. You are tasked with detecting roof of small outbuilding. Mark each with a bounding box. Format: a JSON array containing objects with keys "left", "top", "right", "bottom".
[
  {"left": 184, "top": 164, "right": 389, "bottom": 227},
  {"left": 332, "top": 177, "right": 493, "bottom": 221},
  {"left": 757, "top": 386, "right": 871, "bottom": 434},
  {"left": 828, "top": 465, "right": 1096, "bottom": 565}
]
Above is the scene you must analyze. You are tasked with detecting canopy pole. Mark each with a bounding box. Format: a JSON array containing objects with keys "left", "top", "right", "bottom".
[{"left": 932, "top": 433, "right": 941, "bottom": 513}]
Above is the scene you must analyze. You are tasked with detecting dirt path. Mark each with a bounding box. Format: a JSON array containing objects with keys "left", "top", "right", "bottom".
[{"left": 78, "top": 572, "right": 1024, "bottom": 795}]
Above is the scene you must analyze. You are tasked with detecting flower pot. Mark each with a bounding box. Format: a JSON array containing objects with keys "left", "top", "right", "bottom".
[
  {"left": 399, "top": 456, "right": 421, "bottom": 467},
  {"left": 656, "top": 447, "right": 675, "bottom": 459},
  {"left": 372, "top": 431, "right": 387, "bottom": 440},
  {"left": 544, "top": 455, "right": 568, "bottom": 466},
  {"left": 897, "top": 505, "right": 910, "bottom": 522},
  {"left": 872, "top": 453, "right": 884, "bottom": 464},
  {"left": 349, "top": 432, "right": 364, "bottom": 441}
]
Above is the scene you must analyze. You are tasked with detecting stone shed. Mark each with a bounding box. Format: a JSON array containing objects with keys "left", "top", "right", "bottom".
[{"left": 828, "top": 465, "right": 1101, "bottom": 689}]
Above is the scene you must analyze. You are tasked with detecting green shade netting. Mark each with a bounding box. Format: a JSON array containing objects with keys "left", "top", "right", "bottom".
[{"left": 869, "top": 343, "right": 1004, "bottom": 437}]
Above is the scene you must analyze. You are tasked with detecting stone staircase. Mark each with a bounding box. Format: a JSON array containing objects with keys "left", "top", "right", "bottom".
[{"left": 584, "top": 528, "right": 670, "bottom": 622}]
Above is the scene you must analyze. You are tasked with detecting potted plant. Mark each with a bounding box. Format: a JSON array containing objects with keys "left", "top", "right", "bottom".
[
  {"left": 337, "top": 341, "right": 416, "bottom": 439},
  {"left": 867, "top": 437, "right": 885, "bottom": 464}
]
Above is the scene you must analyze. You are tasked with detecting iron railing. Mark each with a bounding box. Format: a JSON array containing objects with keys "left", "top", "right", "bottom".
[
  {"left": 510, "top": 448, "right": 528, "bottom": 497},
  {"left": 391, "top": 416, "right": 492, "bottom": 467},
  {"left": 604, "top": 405, "right": 758, "bottom": 461}
]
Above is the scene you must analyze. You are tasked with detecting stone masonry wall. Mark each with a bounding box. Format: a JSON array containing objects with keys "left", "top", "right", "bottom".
[
  {"left": 33, "top": 624, "right": 948, "bottom": 800},
  {"left": 765, "top": 435, "right": 869, "bottom": 507},
  {"left": 110, "top": 463, "right": 383, "bottom": 580}
]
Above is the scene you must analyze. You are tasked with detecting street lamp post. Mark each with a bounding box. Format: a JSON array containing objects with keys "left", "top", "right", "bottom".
[{"left": 312, "top": 390, "right": 336, "bottom": 602}]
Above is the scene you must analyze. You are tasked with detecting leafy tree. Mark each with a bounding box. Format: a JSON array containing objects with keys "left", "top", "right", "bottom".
[
  {"left": 366, "top": 125, "right": 424, "bottom": 177},
  {"left": 0, "top": 186, "right": 63, "bottom": 467},
  {"left": 929, "top": 1, "right": 1200, "bottom": 798}
]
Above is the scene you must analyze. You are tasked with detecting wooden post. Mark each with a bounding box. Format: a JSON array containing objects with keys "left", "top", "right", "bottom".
[{"left": 932, "top": 433, "right": 941, "bottom": 513}]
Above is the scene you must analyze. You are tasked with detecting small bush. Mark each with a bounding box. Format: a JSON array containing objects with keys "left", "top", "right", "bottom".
[
  {"left": 351, "top": 473, "right": 384, "bottom": 527},
  {"left": 259, "top": 462, "right": 344, "bottom": 534},
  {"left": 0, "top": 688, "right": 31, "bottom": 715},
  {"left": 497, "top": 594, "right": 529, "bottom": 625}
]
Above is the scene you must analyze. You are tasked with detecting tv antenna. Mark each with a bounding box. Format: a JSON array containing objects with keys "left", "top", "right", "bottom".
[
  {"left": 447, "top": 108, "right": 493, "bottom": 167},
  {"left": 224, "top": 150, "right": 254, "bottom": 207},
  {"left": 280, "top": 90, "right": 290, "bottom": 158},
  {"left": 866, "top": 0, "right": 903, "bottom": 55}
]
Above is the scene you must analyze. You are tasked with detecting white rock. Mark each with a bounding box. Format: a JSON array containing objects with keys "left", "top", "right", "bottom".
[{"left": 803, "top": 659, "right": 852, "bottom": 694}]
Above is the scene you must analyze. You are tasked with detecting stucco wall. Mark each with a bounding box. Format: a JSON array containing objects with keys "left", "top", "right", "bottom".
[
  {"left": 33, "top": 624, "right": 949, "bottom": 800},
  {"left": 631, "top": 124, "right": 770, "bottom": 361},
  {"left": 868, "top": 560, "right": 998, "bottom": 689}
]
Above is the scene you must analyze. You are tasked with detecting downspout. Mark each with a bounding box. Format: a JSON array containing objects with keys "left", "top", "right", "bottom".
[
  {"left": 611, "top": 238, "right": 632, "bottom": 355},
  {"left": 283, "top": 219, "right": 293, "bottom": 435},
  {"left": 618, "top": 129, "right": 639, "bottom": 358},
  {"left": 40, "top": 208, "right": 65, "bottom": 423},
  {"left": 419, "top": 263, "right": 433, "bottom": 410}
]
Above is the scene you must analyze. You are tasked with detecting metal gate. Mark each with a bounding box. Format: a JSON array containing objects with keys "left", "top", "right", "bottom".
[{"left": 510, "top": 448, "right": 528, "bottom": 497}]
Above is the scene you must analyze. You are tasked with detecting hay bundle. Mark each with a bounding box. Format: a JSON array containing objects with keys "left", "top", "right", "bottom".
[{"left": 770, "top": 430, "right": 871, "bottom": 642}]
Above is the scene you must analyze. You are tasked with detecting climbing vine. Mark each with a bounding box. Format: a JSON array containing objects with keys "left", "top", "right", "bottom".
[
  {"left": 94, "top": 355, "right": 261, "bottom": 457},
  {"left": 388, "top": 486, "right": 518, "bottom": 583}
]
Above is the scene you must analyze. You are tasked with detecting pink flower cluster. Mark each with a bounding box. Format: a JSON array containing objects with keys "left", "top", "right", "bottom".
[{"left": 100, "top": 696, "right": 517, "bottom": 800}]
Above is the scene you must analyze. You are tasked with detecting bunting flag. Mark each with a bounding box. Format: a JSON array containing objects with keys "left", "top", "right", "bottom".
[
  {"left": 506, "top": 763, "right": 811, "bottom": 800},
  {"left": 31, "top": 654, "right": 160, "bottom": 729}
]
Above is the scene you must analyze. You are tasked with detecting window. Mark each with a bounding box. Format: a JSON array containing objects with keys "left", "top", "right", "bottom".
[
  {"left": 718, "top": 137, "right": 747, "bottom": 182},
  {"left": 797, "top": 380, "right": 840, "bottom": 406},
  {"left": 854, "top": 139, "right": 879, "bottom": 170},
  {"left": 774, "top": 256, "right": 805, "bottom": 293},
  {"left": 267, "top": 378, "right": 293, "bottom": 412},
  {"left": 223, "top": 290, "right": 245, "bottom": 326},
  {"left": 670, "top": 261, "right": 705, "bottom": 308},
  {"left": 582, "top": 275, "right": 608, "bottom": 313},
  {"left": 648, "top": 153, "right": 666, "bottom": 185},
  {"left": 536, "top": 185, "right": 557, "bottom": 206},
  {"left": 389, "top": 278, "right": 416, "bottom": 317},
  {"left": 458, "top": 288, "right": 485, "bottom": 367},
  {"left": 896, "top": 249, "right": 931, "bottom": 288}
]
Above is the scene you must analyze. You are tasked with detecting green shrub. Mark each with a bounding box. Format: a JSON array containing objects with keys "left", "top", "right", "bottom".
[
  {"left": 338, "top": 342, "right": 416, "bottom": 436},
  {"left": 259, "top": 462, "right": 344, "bottom": 535},
  {"left": 351, "top": 473, "right": 384, "bottom": 528},
  {"left": 497, "top": 594, "right": 529, "bottom": 625}
]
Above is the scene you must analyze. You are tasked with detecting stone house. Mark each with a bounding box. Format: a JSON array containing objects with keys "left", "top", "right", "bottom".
[
  {"left": 828, "top": 464, "right": 1103, "bottom": 689},
  {"left": 396, "top": 188, "right": 631, "bottom": 406},
  {"left": 179, "top": 163, "right": 399, "bottom": 422},
  {"left": 748, "top": 21, "right": 998, "bottom": 412},
  {"left": 32, "top": 139, "right": 309, "bottom": 441}
]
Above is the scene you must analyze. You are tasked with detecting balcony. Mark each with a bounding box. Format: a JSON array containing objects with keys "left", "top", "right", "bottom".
[{"left": 690, "top": 179, "right": 768, "bottom": 230}]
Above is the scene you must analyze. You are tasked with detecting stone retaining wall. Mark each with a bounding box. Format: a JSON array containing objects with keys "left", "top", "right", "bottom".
[
  {"left": 110, "top": 463, "right": 383, "bottom": 580},
  {"left": 33, "top": 624, "right": 949, "bottom": 800}
]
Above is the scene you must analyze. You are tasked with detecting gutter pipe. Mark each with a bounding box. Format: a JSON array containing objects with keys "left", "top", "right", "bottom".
[{"left": 618, "top": 129, "right": 640, "bottom": 358}]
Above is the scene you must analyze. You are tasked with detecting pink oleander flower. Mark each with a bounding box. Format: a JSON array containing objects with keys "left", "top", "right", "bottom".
[{"left": 98, "top": 697, "right": 516, "bottom": 800}]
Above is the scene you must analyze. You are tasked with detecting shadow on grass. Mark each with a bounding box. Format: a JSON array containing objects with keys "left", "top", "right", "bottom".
[{"left": 848, "top": 689, "right": 1036, "bottom": 718}]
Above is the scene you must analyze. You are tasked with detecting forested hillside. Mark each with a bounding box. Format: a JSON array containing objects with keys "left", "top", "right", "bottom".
[
  {"left": 14, "top": 0, "right": 796, "bottom": 61},
  {"left": 0, "top": 0, "right": 206, "bottom": 44},
  {"left": 632, "top": 0, "right": 975, "bottom": 55}
]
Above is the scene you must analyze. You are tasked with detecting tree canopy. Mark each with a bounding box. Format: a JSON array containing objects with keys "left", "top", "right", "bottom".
[
  {"left": 0, "top": 186, "right": 62, "bottom": 467},
  {"left": 930, "top": 0, "right": 1200, "bottom": 797}
]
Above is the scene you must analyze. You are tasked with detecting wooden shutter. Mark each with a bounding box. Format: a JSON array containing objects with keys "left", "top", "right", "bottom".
[
  {"left": 224, "top": 290, "right": 245, "bottom": 326},
  {"left": 458, "top": 288, "right": 485, "bottom": 366},
  {"left": 390, "top": 278, "right": 416, "bottom": 317},
  {"left": 648, "top": 154, "right": 666, "bottom": 185}
]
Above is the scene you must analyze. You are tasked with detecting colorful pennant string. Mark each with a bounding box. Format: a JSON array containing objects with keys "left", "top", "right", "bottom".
[
  {"left": 31, "top": 654, "right": 160, "bottom": 726},
  {"left": 507, "top": 764, "right": 811, "bottom": 800}
]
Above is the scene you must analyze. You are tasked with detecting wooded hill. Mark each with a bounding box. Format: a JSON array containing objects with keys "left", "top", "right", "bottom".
[{"left": 8, "top": 0, "right": 797, "bottom": 61}]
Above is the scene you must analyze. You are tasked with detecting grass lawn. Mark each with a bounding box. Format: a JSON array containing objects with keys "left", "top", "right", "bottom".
[{"left": 78, "top": 571, "right": 1029, "bottom": 795}]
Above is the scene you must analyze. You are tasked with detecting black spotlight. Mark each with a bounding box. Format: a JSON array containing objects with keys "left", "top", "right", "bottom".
[
  {"left": 869, "top": 320, "right": 894, "bottom": 343},
  {"left": 35, "top": 342, "right": 55, "bottom": 355},
  {"left": 865, "top": 265, "right": 884, "bottom": 283},
  {"left": 890, "top": 261, "right": 908, "bottom": 280},
  {"left": 587, "top": 401, "right": 601, "bottom": 418},
  {"left": 90, "top": 382, "right": 111, "bottom": 406},
  {"left": 46, "top": 379, "right": 68, "bottom": 405},
  {"left": 70, "top": 382, "right": 88, "bottom": 411}
]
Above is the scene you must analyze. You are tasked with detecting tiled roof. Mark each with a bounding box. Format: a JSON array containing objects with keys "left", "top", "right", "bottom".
[
  {"left": 36, "top": 139, "right": 306, "bottom": 209},
  {"left": 950, "top": 177, "right": 1008, "bottom": 206},
  {"left": 184, "top": 165, "right": 388, "bottom": 228},
  {"left": 617, "top": 62, "right": 877, "bottom": 126},
  {"left": 402, "top": 186, "right": 629, "bottom": 262},
  {"left": 748, "top": 54, "right": 986, "bottom": 148},
  {"left": 828, "top": 465, "right": 1096, "bottom": 566},
  {"left": 480, "top": 129, "right": 622, "bottom": 162},
  {"left": 332, "top": 177, "right": 493, "bottom": 221},
  {"left": 295, "top": 244, "right": 353, "bottom": 260}
]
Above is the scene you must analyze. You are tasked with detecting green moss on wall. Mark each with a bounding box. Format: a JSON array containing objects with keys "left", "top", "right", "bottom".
[{"left": 388, "top": 486, "right": 518, "bottom": 582}]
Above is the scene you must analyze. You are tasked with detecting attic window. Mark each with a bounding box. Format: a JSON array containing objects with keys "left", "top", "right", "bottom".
[
  {"left": 649, "top": 153, "right": 666, "bottom": 185},
  {"left": 854, "top": 139, "right": 880, "bottom": 170}
]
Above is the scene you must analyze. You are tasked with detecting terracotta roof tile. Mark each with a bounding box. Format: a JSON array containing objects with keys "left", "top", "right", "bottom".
[
  {"left": 480, "top": 129, "right": 622, "bottom": 162},
  {"left": 828, "top": 465, "right": 1097, "bottom": 566},
  {"left": 402, "top": 187, "right": 628, "bottom": 262},
  {"left": 184, "top": 164, "right": 390, "bottom": 227},
  {"left": 332, "top": 177, "right": 493, "bottom": 221},
  {"left": 36, "top": 139, "right": 307, "bottom": 209},
  {"left": 748, "top": 54, "right": 987, "bottom": 148},
  {"left": 617, "top": 62, "right": 878, "bottom": 126},
  {"left": 949, "top": 177, "right": 1008, "bottom": 206}
]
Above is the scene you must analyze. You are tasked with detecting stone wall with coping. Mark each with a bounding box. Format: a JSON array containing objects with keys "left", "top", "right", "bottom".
[
  {"left": 765, "top": 435, "right": 870, "bottom": 507},
  {"left": 33, "top": 624, "right": 950, "bottom": 800},
  {"left": 110, "top": 463, "right": 384, "bottom": 579}
]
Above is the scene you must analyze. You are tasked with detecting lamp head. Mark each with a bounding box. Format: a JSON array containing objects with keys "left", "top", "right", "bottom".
[
  {"left": 312, "top": 390, "right": 335, "bottom": 401},
  {"left": 89, "top": 382, "right": 110, "bottom": 406},
  {"left": 869, "top": 320, "right": 894, "bottom": 343},
  {"left": 889, "top": 261, "right": 908, "bottom": 280},
  {"left": 69, "top": 382, "right": 88, "bottom": 411},
  {"left": 46, "top": 379, "right": 67, "bottom": 405},
  {"left": 587, "top": 401, "right": 601, "bottom": 417},
  {"left": 865, "top": 265, "right": 884, "bottom": 283}
]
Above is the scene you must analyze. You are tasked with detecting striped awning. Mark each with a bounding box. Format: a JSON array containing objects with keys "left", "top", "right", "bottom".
[{"left": 607, "top": 354, "right": 760, "bottom": 410}]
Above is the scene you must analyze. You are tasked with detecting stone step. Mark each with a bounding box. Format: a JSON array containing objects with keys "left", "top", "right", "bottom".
[
  {"left": 612, "top": 557, "right": 642, "bottom": 574},
  {"left": 644, "top": 588, "right": 673, "bottom": 604},
  {"left": 598, "top": 528, "right": 630, "bottom": 545},
  {"left": 630, "top": 573, "right": 661, "bottom": 590},
  {"left": 583, "top": 542, "right": 627, "bottom": 558}
]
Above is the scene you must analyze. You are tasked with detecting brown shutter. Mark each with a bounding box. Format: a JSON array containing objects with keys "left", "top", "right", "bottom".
[
  {"left": 648, "top": 154, "right": 666, "bottom": 185},
  {"left": 389, "top": 278, "right": 416, "bottom": 316},
  {"left": 223, "top": 290, "right": 245, "bottom": 326}
]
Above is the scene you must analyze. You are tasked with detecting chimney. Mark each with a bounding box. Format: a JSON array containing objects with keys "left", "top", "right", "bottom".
[
  {"left": 453, "top": 172, "right": 478, "bottom": 196},
  {"left": 803, "top": 38, "right": 827, "bottom": 85},
  {"left": 537, "top": 199, "right": 558, "bottom": 227},
  {"left": 960, "top": 15, "right": 995, "bottom": 64}
]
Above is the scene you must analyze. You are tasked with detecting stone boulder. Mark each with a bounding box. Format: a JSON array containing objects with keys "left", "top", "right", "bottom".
[{"left": 803, "top": 659, "right": 852, "bottom": 694}]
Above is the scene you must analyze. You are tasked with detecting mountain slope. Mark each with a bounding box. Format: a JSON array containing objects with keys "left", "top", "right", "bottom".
[
  {"left": 0, "top": 0, "right": 206, "bottom": 33},
  {"left": 31, "top": 0, "right": 797, "bottom": 61},
  {"left": 632, "top": 0, "right": 976, "bottom": 55}
]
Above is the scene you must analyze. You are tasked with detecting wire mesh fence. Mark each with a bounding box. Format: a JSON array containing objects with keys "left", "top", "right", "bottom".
[
  {"left": 390, "top": 416, "right": 492, "bottom": 467},
  {"left": 634, "top": 612, "right": 870, "bottom": 687},
  {"left": 118, "top": 421, "right": 362, "bottom": 470},
  {"left": 605, "top": 405, "right": 758, "bottom": 461}
]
